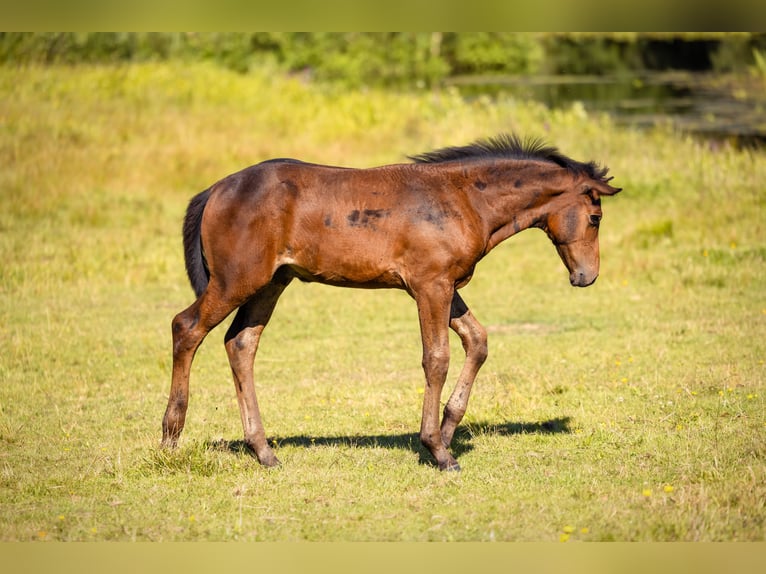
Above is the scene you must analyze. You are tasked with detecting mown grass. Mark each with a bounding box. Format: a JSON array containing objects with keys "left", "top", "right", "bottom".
[{"left": 0, "top": 62, "right": 764, "bottom": 541}]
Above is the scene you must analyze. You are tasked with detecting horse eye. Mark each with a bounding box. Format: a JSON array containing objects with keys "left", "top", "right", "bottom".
[{"left": 589, "top": 214, "right": 601, "bottom": 228}]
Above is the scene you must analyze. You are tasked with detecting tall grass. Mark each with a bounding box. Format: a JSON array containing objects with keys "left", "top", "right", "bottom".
[{"left": 1, "top": 63, "right": 764, "bottom": 541}]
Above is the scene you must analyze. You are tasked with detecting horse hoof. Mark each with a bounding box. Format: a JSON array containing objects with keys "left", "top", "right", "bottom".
[
  {"left": 439, "top": 460, "right": 461, "bottom": 472},
  {"left": 259, "top": 454, "right": 281, "bottom": 468}
]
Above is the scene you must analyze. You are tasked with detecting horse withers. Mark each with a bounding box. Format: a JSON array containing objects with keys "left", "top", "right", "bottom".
[{"left": 161, "top": 134, "right": 621, "bottom": 471}]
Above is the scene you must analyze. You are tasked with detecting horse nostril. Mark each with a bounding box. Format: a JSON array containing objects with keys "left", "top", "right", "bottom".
[{"left": 570, "top": 271, "right": 596, "bottom": 287}]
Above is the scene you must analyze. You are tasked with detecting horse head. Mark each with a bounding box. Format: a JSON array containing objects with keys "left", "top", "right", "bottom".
[{"left": 543, "top": 175, "right": 622, "bottom": 287}]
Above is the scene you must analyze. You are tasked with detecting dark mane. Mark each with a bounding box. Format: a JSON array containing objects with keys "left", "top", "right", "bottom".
[{"left": 409, "top": 133, "right": 610, "bottom": 181}]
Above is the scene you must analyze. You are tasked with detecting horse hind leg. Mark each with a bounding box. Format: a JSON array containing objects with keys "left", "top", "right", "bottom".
[
  {"left": 162, "top": 284, "right": 243, "bottom": 448},
  {"left": 440, "top": 293, "right": 488, "bottom": 449},
  {"left": 224, "top": 279, "right": 290, "bottom": 468}
]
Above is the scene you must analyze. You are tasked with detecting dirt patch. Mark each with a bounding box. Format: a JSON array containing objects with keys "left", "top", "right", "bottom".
[{"left": 485, "top": 322, "right": 558, "bottom": 335}]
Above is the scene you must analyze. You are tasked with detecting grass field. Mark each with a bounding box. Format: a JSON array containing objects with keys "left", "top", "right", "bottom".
[{"left": 1, "top": 62, "right": 764, "bottom": 541}]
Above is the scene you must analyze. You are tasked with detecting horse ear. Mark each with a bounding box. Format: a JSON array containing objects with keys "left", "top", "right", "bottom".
[{"left": 589, "top": 178, "right": 622, "bottom": 196}]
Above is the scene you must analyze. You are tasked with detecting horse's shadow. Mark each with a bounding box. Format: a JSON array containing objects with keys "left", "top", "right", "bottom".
[{"left": 207, "top": 416, "right": 572, "bottom": 468}]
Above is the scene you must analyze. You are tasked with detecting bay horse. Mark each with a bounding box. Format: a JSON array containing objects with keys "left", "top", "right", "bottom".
[{"left": 161, "top": 134, "right": 621, "bottom": 471}]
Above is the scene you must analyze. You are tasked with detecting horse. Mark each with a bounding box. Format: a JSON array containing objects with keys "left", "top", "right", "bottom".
[{"left": 161, "top": 134, "right": 621, "bottom": 471}]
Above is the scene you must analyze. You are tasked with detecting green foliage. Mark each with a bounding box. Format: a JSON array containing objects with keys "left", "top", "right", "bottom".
[
  {"left": 0, "top": 32, "right": 453, "bottom": 87},
  {"left": 447, "top": 32, "right": 544, "bottom": 75},
  {"left": 0, "top": 63, "right": 764, "bottom": 541},
  {"left": 541, "top": 35, "right": 639, "bottom": 75},
  {"left": 3, "top": 33, "right": 763, "bottom": 87},
  {"left": 540, "top": 33, "right": 766, "bottom": 75},
  {"left": 272, "top": 32, "right": 450, "bottom": 88},
  {"left": 752, "top": 48, "right": 766, "bottom": 76}
]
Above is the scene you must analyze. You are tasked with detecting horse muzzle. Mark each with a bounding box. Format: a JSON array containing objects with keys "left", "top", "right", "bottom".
[{"left": 570, "top": 269, "right": 598, "bottom": 287}]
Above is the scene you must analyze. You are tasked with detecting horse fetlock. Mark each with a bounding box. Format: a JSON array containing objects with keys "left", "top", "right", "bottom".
[
  {"left": 160, "top": 436, "right": 178, "bottom": 449},
  {"left": 242, "top": 435, "right": 279, "bottom": 467},
  {"left": 160, "top": 422, "right": 181, "bottom": 446},
  {"left": 420, "top": 429, "right": 459, "bottom": 470},
  {"left": 162, "top": 405, "right": 186, "bottom": 440}
]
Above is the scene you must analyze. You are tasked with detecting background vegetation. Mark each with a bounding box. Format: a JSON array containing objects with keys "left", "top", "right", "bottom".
[
  {"left": 0, "top": 44, "right": 764, "bottom": 541},
  {"left": 2, "top": 32, "right": 766, "bottom": 87}
]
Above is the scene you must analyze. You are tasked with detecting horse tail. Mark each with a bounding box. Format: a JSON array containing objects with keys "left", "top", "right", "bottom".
[{"left": 182, "top": 188, "right": 211, "bottom": 298}]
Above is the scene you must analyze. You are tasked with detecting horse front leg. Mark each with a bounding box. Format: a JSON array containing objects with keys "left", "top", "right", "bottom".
[
  {"left": 414, "top": 284, "right": 461, "bottom": 471},
  {"left": 440, "top": 292, "right": 488, "bottom": 449}
]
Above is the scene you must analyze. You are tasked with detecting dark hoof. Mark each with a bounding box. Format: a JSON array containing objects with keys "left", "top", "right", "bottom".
[
  {"left": 258, "top": 454, "right": 281, "bottom": 468},
  {"left": 439, "top": 459, "right": 461, "bottom": 472}
]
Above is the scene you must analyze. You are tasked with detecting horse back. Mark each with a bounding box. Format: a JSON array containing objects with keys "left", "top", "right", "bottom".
[{"left": 201, "top": 158, "right": 485, "bottom": 289}]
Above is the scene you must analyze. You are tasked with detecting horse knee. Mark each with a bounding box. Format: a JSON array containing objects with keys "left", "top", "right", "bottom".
[{"left": 422, "top": 347, "right": 450, "bottom": 380}]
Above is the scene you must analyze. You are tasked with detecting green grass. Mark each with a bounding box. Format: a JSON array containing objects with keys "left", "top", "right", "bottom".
[{"left": 1, "top": 62, "right": 764, "bottom": 541}]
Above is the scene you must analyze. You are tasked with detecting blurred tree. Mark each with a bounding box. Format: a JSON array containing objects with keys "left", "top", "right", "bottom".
[{"left": 1, "top": 33, "right": 763, "bottom": 85}]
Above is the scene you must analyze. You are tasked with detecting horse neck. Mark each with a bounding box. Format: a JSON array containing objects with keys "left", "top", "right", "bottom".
[{"left": 472, "top": 162, "right": 568, "bottom": 252}]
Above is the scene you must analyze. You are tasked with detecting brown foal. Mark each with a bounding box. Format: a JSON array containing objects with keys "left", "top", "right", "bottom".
[{"left": 162, "top": 134, "right": 621, "bottom": 471}]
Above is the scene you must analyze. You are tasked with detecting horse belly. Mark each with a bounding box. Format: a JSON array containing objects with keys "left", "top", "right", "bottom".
[
  {"left": 283, "top": 210, "right": 407, "bottom": 288},
  {"left": 289, "top": 236, "right": 404, "bottom": 288}
]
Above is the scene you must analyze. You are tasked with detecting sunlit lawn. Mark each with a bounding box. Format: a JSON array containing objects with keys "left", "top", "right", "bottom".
[{"left": 0, "top": 63, "right": 764, "bottom": 541}]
